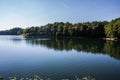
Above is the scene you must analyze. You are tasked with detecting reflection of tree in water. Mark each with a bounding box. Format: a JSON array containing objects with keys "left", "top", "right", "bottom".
[
  {"left": 104, "top": 41, "right": 120, "bottom": 59},
  {"left": 25, "top": 38, "right": 120, "bottom": 59}
]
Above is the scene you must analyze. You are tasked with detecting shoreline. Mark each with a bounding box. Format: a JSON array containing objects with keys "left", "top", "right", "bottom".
[
  {"left": 102, "top": 37, "right": 119, "bottom": 41},
  {"left": 0, "top": 35, "right": 119, "bottom": 41}
]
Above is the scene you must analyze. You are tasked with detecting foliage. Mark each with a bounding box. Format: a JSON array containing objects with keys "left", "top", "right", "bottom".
[
  {"left": 9, "top": 77, "right": 17, "bottom": 80},
  {"left": 0, "top": 75, "right": 95, "bottom": 80},
  {"left": 23, "top": 21, "right": 108, "bottom": 38},
  {"left": 34, "top": 75, "right": 41, "bottom": 80},
  {"left": 23, "top": 18, "right": 120, "bottom": 38},
  {"left": 0, "top": 18, "right": 120, "bottom": 38},
  {"left": 105, "top": 18, "right": 120, "bottom": 38},
  {"left": 0, "top": 76, "right": 3, "bottom": 80}
]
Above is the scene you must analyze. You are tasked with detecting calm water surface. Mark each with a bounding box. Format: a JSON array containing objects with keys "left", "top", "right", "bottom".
[{"left": 0, "top": 35, "right": 120, "bottom": 80}]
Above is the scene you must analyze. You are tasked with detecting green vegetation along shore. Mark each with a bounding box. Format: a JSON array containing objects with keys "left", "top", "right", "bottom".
[
  {"left": 0, "top": 18, "right": 120, "bottom": 40},
  {"left": 22, "top": 17, "right": 120, "bottom": 40},
  {"left": 0, "top": 75, "right": 95, "bottom": 80}
]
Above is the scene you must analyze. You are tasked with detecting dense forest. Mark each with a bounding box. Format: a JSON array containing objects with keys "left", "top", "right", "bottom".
[
  {"left": 0, "top": 28, "right": 23, "bottom": 35},
  {"left": 23, "top": 21, "right": 107, "bottom": 38},
  {"left": 23, "top": 18, "right": 120, "bottom": 39},
  {"left": 0, "top": 18, "right": 120, "bottom": 39}
]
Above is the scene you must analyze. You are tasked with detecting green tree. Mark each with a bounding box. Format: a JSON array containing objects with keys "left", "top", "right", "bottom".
[{"left": 105, "top": 18, "right": 120, "bottom": 38}]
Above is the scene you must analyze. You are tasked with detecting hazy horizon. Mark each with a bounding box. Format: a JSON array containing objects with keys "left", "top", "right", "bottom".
[{"left": 0, "top": 0, "right": 120, "bottom": 30}]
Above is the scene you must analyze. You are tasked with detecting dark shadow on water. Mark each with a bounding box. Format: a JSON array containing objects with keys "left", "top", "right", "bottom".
[{"left": 25, "top": 37, "right": 120, "bottom": 60}]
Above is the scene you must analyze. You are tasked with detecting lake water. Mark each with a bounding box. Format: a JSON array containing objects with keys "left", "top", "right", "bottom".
[{"left": 0, "top": 35, "right": 120, "bottom": 80}]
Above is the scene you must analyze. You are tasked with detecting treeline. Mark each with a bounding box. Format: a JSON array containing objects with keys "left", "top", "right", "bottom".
[
  {"left": 23, "top": 21, "right": 107, "bottom": 38},
  {"left": 0, "top": 28, "right": 23, "bottom": 35},
  {"left": 0, "top": 18, "right": 120, "bottom": 38},
  {"left": 23, "top": 18, "right": 120, "bottom": 39}
]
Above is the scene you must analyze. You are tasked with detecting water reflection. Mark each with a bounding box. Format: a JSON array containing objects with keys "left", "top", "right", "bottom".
[
  {"left": 25, "top": 37, "right": 120, "bottom": 59},
  {"left": 0, "top": 35, "right": 24, "bottom": 42},
  {"left": 0, "top": 36, "right": 120, "bottom": 80}
]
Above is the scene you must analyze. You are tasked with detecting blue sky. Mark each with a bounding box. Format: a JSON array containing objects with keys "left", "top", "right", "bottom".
[{"left": 0, "top": 0, "right": 120, "bottom": 30}]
